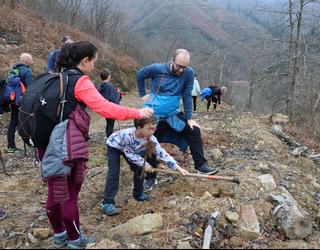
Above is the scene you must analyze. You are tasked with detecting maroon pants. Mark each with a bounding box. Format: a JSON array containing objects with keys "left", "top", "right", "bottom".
[{"left": 39, "top": 148, "right": 85, "bottom": 240}]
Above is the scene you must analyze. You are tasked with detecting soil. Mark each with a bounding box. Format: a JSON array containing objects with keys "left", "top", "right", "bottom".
[{"left": 0, "top": 95, "right": 319, "bottom": 249}]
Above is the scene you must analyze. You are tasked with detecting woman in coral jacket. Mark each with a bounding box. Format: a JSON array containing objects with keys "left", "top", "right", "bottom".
[{"left": 39, "top": 41, "right": 153, "bottom": 249}]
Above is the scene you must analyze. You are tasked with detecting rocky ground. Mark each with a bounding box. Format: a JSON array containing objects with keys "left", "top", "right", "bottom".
[{"left": 0, "top": 95, "right": 319, "bottom": 249}]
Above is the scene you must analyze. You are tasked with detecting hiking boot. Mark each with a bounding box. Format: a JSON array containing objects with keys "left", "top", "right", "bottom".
[
  {"left": 197, "top": 163, "right": 219, "bottom": 175},
  {"left": 101, "top": 203, "right": 118, "bottom": 216},
  {"left": 144, "top": 178, "right": 158, "bottom": 192},
  {"left": 0, "top": 208, "right": 7, "bottom": 220},
  {"left": 52, "top": 232, "right": 68, "bottom": 248},
  {"left": 134, "top": 193, "right": 150, "bottom": 202},
  {"left": 67, "top": 234, "right": 96, "bottom": 249}
]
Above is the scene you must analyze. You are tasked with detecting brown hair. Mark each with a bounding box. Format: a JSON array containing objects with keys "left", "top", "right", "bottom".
[{"left": 100, "top": 68, "right": 111, "bottom": 81}]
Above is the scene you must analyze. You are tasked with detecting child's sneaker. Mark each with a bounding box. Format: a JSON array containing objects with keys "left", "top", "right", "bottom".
[
  {"left": 52, "top": 232, "right": 68, "bottom": 248},
  {"left": 134, "top": 193, "right": 150, "bottom": 202},
  {"left": 101, "top": 203, "right": 118, "bottom": 216},
  {"left": 144, "top": 178, "right": 158, "bottom": 192},
  {"left": 67, "top": 234, "right": 96, "bottom": 249}
]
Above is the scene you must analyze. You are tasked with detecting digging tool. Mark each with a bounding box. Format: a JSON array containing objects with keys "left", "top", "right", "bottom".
[
  {"left": 152, "top": 168, "right": 240, "bottom": 184},
  {"left": 202, "top": 211, "right": 221, "bottom": 249}
]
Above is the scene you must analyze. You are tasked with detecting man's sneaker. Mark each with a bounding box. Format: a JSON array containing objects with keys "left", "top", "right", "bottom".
[
  {"left": 197, "top": 163, "right": 219, "bottom": 175},
  {"left": 67, "top": 234, "right": 96, "bottom": 249},
  {"left": 101, "top": 203, "right": 118, "bottom": 216},
  {"left": 52, "top": 233, "right": 68, "bottom": 248},
  {"left": 134, "top": 193, "right": 150, "bottom": 202},
  {"left": 144, "top": 178, "right": 158, "bottom": 192},
  {"left": 0, "top": 208, "right": 7, "bottom": 220}
]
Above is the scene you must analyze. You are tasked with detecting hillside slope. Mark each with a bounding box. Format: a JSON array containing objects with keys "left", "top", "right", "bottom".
[
  {"left": 0, "top": 95, "right": 319, "bottom": 249},
  {"left": 0, "top": 3, "right": 138, "bottom": 89}
]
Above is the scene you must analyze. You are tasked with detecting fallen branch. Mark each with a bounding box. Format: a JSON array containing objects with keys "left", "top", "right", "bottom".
[{"left": 271, "top": 125, "right": 301, "bottom": 148}]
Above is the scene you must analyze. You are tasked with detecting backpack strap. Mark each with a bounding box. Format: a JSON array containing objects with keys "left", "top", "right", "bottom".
[{"left": 59, "top": 71, "right": 69, "bottom": 122}]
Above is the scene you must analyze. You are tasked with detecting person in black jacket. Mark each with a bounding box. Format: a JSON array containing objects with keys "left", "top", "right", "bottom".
[
  {"left": 97, "top": 69, "right": 120, "bottom": 138},
  {"left": 206, "top": 85, "right": 227, "bottom": 111}
]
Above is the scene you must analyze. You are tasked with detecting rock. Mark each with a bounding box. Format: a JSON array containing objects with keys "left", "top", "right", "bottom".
[
  {"left": 271, "top": 113, "right": 289, "bottom": 125},
  {"left": 88, "top": 238, "right": 120, "bottom": 249},
  {"left": 229, "top": 236, "right": 244, "bottom": 247},
  {"left": 32, "top": 228, "right": 51, "bottom": 239},
  {"left": 225, "top": 211, "right": 239, "bottom": 223},
  {"left": 109, "top": 213, "right": 163, "bottom": 238},
  {"left": 291, "top": 147, "right": 308, "bottom": 157},
  {"left": 237, "top": 205, "right": 260, "bottom": 240},
  {"left": 258, "top": 174, "right": 276, "bottom": 192},
  {"left": 210, "top": 148, "right": 223, "bottom": 161},
  {"left": 27, "top": 233, "right": 37, "bottom": 243},
  {"left": 271, "top": 240, "right": 310, "bottom": 249},
  {"left": 177, "top": 241, "right": 193, "bottom": 249},
  {"left": 305, "top": 174, "right": 320, "bottom": 192},
  {"left": 254, "top": 140, "right": 265, "bottom": 151},
  {"left": 166, "top": 200, "right": 177, "bottom": 209},
  {"left": 200, "top": 191, "right": 212, "bottom": 202}
]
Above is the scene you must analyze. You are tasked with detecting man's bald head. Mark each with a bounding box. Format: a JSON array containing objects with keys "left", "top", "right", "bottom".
[
  {"left": 172, "top": 49, "right": 190, "bottom": 76},
  {"left": 20, "top": 53, "right": 33, "bottom": 66}
]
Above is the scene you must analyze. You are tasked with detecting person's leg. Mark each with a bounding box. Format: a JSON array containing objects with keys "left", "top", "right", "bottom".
[
  {"left": 61, "top": 163, "right": 84, "bottom": 241},
  {"left": 106, "top": 119, "right": 115, "bottom": 138},
  {"left": 7, "top": 105, "right": 19, "bottom": 149},
  {"left": 212, "top": 96, "right": 218, "bottom": 109},
  {"left": 103, "top": 146, "right": 121, "bottom": 205},
  {"left": 192, "top": 96, "right": 197, "bottom": 111},
  {"left": 206, "top": 97, "right": 211, "bottom": 111}
]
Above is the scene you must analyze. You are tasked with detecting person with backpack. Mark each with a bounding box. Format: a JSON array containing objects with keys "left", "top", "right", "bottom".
[
  {"left": 36, "top": 41, "right": 153, "bottom": 249},
  {"left": 191, "top": 74, "right": 201, "bottom": 113},
  {"left": 102, "top": 116, "right": 189, "bottom": 215},
  {"left": 136, "top": 48, "right": 219, "bottom": 192},
  {"left": 97, "top": 69, "right": 120, "bottom": 138},
  {"left": 5, "top": 53, "right": 33, "bottom": 153},
  {"left": 47, "top": 36, "right": 73, "bottom": 72}
]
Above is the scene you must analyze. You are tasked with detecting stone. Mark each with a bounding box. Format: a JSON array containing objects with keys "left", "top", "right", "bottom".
[
  {"left": 32, "top": 228, "right": 51, "bottom": 239},
  {"left": 254, "top": 140, "right": 265, "bottom": 151},
  {"left": 258, "top": 174, "right": 276, "bottom": 192},
  {"left": 177, "top": 241, "right": 193, "bottom": 249},
  {"left": 210, "top": 148, "right": 223, "bottom": 161},
  {"left": 109, "top": 213, "right": 163, "bottom": 238},
  {"left": 225, "top": 211, "right": 239, "bottom": 223},
  {"left": 88, "top": 238, "right": 120, "bottom": 249},
  {"left": 27, "top": 233, "right": 37, "bottom": 243},
  {"left": 271, "top": 113, "right": 289, "bottom": 125},
  {"left": 200, "top": 191, "right": 212, "bottom": 202},
  {"left": 237, "top": 205, "right": 260, "bottom": 240}
]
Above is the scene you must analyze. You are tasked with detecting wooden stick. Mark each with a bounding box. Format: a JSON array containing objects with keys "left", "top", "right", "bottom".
[{"left": 152, "top": 168, "right": 240, "bottom": 184}]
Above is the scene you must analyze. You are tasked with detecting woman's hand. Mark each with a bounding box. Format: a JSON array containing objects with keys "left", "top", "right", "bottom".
[
  {"left": 139, "top": 108, "right": 154, "bottom": 118},
  {"left": 142, "top": 94, "right": 150, "bottom": 103}
]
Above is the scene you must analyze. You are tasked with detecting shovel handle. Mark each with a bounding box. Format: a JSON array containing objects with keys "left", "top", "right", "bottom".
[{"left": 153, "top": 168, "right": 240, "bottom": 185}]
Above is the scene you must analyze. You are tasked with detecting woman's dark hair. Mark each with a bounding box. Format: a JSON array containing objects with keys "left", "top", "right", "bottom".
[
  {"left": 55, "top": 41, "right": 98, "bottom": 72},
  {"left": 134, "top": 116, "right": 157, "bottom": 129},
  {"left": 100, "top": 68, "right": 111, "bottom": 81}
]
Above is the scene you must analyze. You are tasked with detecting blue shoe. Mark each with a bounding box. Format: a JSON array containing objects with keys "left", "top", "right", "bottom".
[
  {"left": 144, "top": 178, "right": 158, "bottom": 192},
  {"left": 134, "top": 193, "right": 150, "bottom": 202},
  {"left": 67, "top": 234, "right": 96, "bottom": 249},
  {"left": 101, "top": 203, "right": 118, "bottom": 216},
  {"left": 52, "top": 233, "right": 68, "bottom": 248},
  {"left": 197, "top": 163, "right": 219, "bottom": 175}
]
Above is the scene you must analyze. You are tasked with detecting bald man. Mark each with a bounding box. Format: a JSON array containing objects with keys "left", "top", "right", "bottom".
[
  {"left": 137, "top": 49, "right": 218, "bottom": 192},
  {"left": 6, "top": 53, "right": 33, "bottom": 153}
]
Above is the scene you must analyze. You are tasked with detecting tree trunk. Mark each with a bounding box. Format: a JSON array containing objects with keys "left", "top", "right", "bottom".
[{"left": 270, "top": 186, "right": 312, "bottom": 239}]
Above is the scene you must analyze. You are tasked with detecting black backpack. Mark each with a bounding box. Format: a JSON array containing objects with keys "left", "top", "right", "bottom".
[{"left": 18, "top": 70, "right": 81, "bottom": 147}]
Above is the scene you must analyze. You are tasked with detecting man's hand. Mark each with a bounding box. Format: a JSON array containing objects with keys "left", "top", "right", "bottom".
[
  {"left": 187, "top": 119, "right": 200, "bottom": 130},
  {"left": 142, "top": 94, "right": 150, "bottom": 103},
  {"left": 144, "top": 163, "right": 154, "bottom": 173},
  {"left": 176, "top": 166, "right": 189, "bottom": 176},
  {"left": 139, "top": 108, "right": 154, "bottom": 118}
]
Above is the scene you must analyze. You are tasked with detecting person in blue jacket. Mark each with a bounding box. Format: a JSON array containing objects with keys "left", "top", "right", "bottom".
[
  {"left": 136, "top": 48, "right": 219, "bottom": 192},
  {"left": 6, "top": 53, "right": 33, "bottom": 153},
  {"left": 97, "top": 68, "right": 120, "bottom": 138},
  {"left": 47, "top": 36, "right": 73, "bottom": 72}
]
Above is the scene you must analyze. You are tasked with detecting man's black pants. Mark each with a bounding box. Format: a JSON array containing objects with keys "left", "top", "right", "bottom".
[{"left": 7, "top": 104, "right": 19, "bottom": 149}]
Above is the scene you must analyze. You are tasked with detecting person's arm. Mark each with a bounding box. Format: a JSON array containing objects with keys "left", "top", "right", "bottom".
[
  {"left": 74, "top": 75, "right": 140, "bottom": 120},
  {"left": 182, "top": 70, "right": 194, "bottom": 120},
  {"left": 47, "top": 51, "right": 56, "bottom": 71},
  {"left": 153, "top": 137, "right": 178, "bottom": 170},
  {"left": 196, "top": 81, "right": 201, "bottom": 95},
  {"left": 136, "top": 64, "right": 158, "bottom": 97},
  {"left": 23, "top": 69, "right": 33, "bottom": 88}
]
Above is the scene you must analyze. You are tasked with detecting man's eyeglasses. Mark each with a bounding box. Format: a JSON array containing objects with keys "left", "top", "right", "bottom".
[{"left": 174, "top": 61, "right": 188, "bottom": 70}]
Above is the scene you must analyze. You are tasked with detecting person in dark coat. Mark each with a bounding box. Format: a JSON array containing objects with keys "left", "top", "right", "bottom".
[
  {"left": 97, "top": 69, "right": 120, "bottom": 138},
  {"left": 205, "top": 85, "right": 227, "bottom": 111}
]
